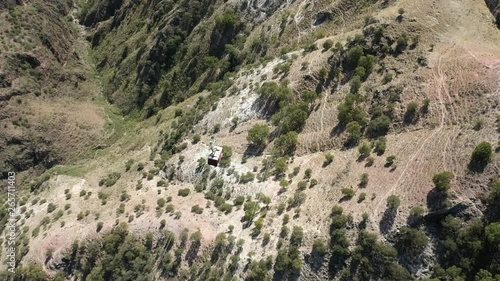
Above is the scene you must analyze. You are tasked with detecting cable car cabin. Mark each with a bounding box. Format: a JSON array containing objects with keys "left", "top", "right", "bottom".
[{"left": 207, "top": 146, "right": 223, "bottom": 166}]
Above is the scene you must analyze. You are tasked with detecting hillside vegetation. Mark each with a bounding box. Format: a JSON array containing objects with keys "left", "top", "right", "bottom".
[{"left": 0, "top": 0, "right": 499, "bottom": 280}]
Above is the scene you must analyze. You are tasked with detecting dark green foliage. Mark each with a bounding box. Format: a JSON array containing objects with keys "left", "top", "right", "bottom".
[
  {"left": 312, "top": 239, "right": 327, "bottom": 256},
  {"left": 433, "top": 172, "right": 454, "bottom": 193},
  {"left": 341, "top": 188, "right": 355, "bottom": 198},
  {"left": 395, "top": 227, "right": 428, "bottom": 259},
  {"left": 346, "top": 121, "right": 362, "bottom": 145},
  {"left": 57, "top": 223, "right": 154, "bottom": 280},
  {"left": 337, "top": 94, "right": 367, "bottom": 126},
  {"left": 99, "top": 172, "right": 121, "bottom": 187},
  {"left": 220, "top": 145, "right": 233, "bottom": 167},
  {"left": 347, "top": 46, "right": 364, "bottom": 67},
  {"left": 304, "top": 168, "right": 312, "bottom": 179},
  {"left": 246, "top": 257, "right": 273, "bottom": 281},
  {"left": 233, "top": 196, "right": 245, "bottom": 206},
  {"left": 243, "top": 201, "right": 260, "bottom": 222},
  {"left": 323, "top": 39, "right": 334, "bottom": 50},
  {"left": 373, "top": 136, "right": 387, "bottom": 155},
  {"left": 404, "top": 101, "right": 420, "bottom": 123},
  {"left": 350, "top": 75, "right": 362, "bottom": 93},
  {"left": 191, "top": 205, "right": 203, "bottom": 214},
  {"left": 386, "top": 195, "right": 400, "bottom": 210},
  {"left": 350, "top": 231, "right": 408, "bottom": 280},
  {"left": 259, "top": 82, "right": 293, "bottom": 111},
  {"left": 386, "top": 155, "right": 396, "bottom": 166},
  {"left": 274, "top": 131, "right": 298, "bottom": 156},
  {"left": 366, "top": 115, "right": 391, "bottom": 137},
  {"left": 272, "top": 102, "right": 309, "bottom": 133},
  {"left": 486, "top": 223, "right": 500, "bottom": 247},
  {"left": 47, "top": 203, "right": 56, "bottom": 213},
  {"left": 358, "top": 142, "right": 371, "bottom": 158},
  {"left": 178, "top": 188, "right": 190, "bottom": 197},
  {"left": 469, "top": 142, "right": 492, "bottom": 172},
  {"left": 247, "top": 124, "right": 270, "bottom": 148},
  {"left": 290, "top": 226, "right": 304, "bottom": 246},
  {"left": 274, "top": 157, "right": 288, "bottom": 176}
]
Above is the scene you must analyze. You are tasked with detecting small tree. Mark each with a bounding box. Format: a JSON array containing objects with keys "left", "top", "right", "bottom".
[
  {"left": 247, "top": 124, "right": 270, "bottom": 149},
  {"left": 350, "top": 75, "right": 362, "bottom": 94},
  {"left": 432, "top": 171, "right": 454, "bottom": 193},
  {"left": 373, "top": 136, "right": 387, "bottom": 155},
  {"left": 274, "top": 157, "right": 288, "bottom": 176},
  {"left": 323, "top": 39, "right": 334, "bottom": 50},
  {"left": 386, "top": 195, "right": 400, "bottom": 210},
  {"left": 469, "top": 141, "right": 492, "bottom": 171},
  {"left": 312, "top": 239, "right": 327, "bottom": 256},
  {"left": 274, "top": 131, "right": 298, "bottom": 156},
  {"left": 346, "top": 121, "right": 362, "bottom": 145},
  {"left": 323, "top": 153, "right": 334, "bottom": 167},
  {"left": 404, "top": 101, "right": 419, "bottom": 123},
  {"left": 358, "top": 142, "right": 371, "bottom": 159},
  {"left": 359, "top": 173, "right": 369, "bottom": 187}
]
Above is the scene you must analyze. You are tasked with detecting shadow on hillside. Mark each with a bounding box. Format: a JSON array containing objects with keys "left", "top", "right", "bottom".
[
  {"left": 185, "top": 241, "right": 201, "bottom": 266},
  {"left": 379, "top": 209, "right": 397, "bottom": 235}
]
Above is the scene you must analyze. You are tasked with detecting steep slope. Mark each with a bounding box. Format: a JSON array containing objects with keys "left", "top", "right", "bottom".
[
  {"left": 0, "top": 0, "right": 499, "bottom": 280},
  {"left": 0, "top": 0, "right": 106, "bottom": 179}
]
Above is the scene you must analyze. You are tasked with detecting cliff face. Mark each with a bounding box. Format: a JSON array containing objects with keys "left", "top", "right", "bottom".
[{"left": 486, "top": 0, "right": 500, "bottom": 26}]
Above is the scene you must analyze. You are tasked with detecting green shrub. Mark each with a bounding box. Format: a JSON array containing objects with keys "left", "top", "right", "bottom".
[
  {"left": 240, "top": 172, "right": 255, "bottom": 183},
  {"left": 247, "top": 124, "right": 269, "bottom": 148},
  {"left": 341, "top": 188, "right": 355, "bottom": 198},
  {"left": 395, "top": 227, "right": 428, "bottom": 258},
  {"left": 192, "top": 134, "right": 201, "bottom": 144},
  {"left": 386, "top": 155, "right": 396, "bottom": 166},
  {"left": 323, "top": 153, "right": 334, "bottom": 167},
  {"left": 358, "top": 192, "right": 367, "bottom": 203},
  {"left": 350, "top": 75, "right": 362, "bottom": 93},
  {"left": 366, "top": 115, "right": 391, "bottom": 137},
  {"left": 323, "top": 39, "right": 334, "bottom": 50},
  {"left": 191, "top": 205, "right": 203, "bottom": 214},
  {"left": 410, "top": 206, "right": 425, "bottom": 218},
  {"left": 47, "top": 203, "right": 56, "bottom": 213},
  {"left": 274, "top": 131, "right": 298, "bottom": 156},
  {"left": 125, "top": 159, "right": 134, "bottom": 171},
  {"left": 346, "top": 121, "right": 362, "bottom": 144},
  {"left": 386, "top": 195, "right": 400, "bottom": 210},
  {"left": 469, "top": 141, "right": 492, "bottom": 171},
  {"left": 358, "top": 142, "right": 371, "bottom": 158},
  {"left": 178, "top": 188, "right": 190, "bottom": 197},
  {"left": 404, "top": 101, "right": 420, "bottom": 123},
  {"left": 274, "top": 157, "right": 288, "bottom": 176},
  {"left": 96, "top": 222, "right": 103, "bottom": 232},
  {"left": 359, "top": 173, "right": 369, "bottom": 187},
  {"left": 297, "top": 181, "right": 307, "bottom": 191},
  {"left": 373, "top": 137, "right": 387, "bottom": 155},
  {"left": 304, "top": 168, "right": 312, "bottom": 179},
  {"left": 432, "top": 171, "right": 454, "bottom": 193},
  {"left": 99, "top": 172, "right": 121, "bottom": 187},
  {"left": 312, "top": 239, "right": 327, "bottom": 256},
  {"left": 234, "top": 196, "right": 245, "bottom": 206}
]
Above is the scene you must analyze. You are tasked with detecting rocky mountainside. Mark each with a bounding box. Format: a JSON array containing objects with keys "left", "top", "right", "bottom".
[{"left": 0, "top": 0, "right": 499, "bottom": 280}]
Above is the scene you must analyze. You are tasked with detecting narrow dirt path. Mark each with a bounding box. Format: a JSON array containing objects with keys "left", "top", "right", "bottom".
[{"left": 370, "top": 46, "right": 453, "bottom": 233}]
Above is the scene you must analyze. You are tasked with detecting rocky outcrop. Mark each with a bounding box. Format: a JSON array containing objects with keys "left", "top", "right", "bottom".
[{"left": 486, "top": 0, "right": 500, "bottom": 27}]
